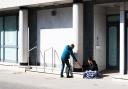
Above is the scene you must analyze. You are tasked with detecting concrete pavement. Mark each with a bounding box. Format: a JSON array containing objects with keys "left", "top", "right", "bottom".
[{"left": 0, "top": 65, "right": 128, "bottom": 89}]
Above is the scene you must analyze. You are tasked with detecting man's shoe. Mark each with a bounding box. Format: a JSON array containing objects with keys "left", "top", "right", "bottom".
[
  {"left": 67, "top": 76, "right": 73, "bottom": 78},
  {"left": 60, "top": 75, "right": 64, "bottom": 78}
]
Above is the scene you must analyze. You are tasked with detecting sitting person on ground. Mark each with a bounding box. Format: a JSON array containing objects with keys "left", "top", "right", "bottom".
[
  {"left": 83, "top": 57, "right": 102, "bottom": 79},
  {"left": 85, "top": 57, "right": 98, "bottom": 71}
]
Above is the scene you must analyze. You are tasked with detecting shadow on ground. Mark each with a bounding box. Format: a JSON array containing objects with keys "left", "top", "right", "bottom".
[{"left": 100, "top": 70, "right": 119, "bottom": 78}]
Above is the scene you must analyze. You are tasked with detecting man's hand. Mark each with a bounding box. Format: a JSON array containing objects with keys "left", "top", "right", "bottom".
[{"left": 76, "top": 61, "right": 82, "bottom": 68}]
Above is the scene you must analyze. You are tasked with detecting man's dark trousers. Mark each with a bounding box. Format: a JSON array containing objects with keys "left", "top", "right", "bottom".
[{"left": 61, "top": 59, "right": 71, "bottom": 77}]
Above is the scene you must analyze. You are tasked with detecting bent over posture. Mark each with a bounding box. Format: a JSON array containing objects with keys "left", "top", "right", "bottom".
[{"left": 60, "top": 44, "right": 81, "bottom": 78}]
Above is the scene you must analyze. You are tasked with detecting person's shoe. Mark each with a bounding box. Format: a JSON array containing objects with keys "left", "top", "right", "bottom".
[
  {"left": 67, "top": 76, "right": 73, "bottom": 78},
  {"left": 60, "top": 75, "right": 64, "bottom": 78}
]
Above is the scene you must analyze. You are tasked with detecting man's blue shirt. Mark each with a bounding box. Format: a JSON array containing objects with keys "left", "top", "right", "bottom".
[{"left": 61, "top": 45, "right": 77, "bottom": 62}]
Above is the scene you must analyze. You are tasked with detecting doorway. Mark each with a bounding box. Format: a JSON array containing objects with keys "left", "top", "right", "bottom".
[{"left": 106, "top": 15, "right": 119, "bottom": 70}]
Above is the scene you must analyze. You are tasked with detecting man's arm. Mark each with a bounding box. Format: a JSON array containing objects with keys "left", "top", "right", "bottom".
[
  {"left": 70, "top": 51, "right": 82, "bottom": 67},
  {"left": 75, "top": 61, "right": 82, "bottom": 67},
  {"left": 70, "top": 50, "right": 77, "bottom": 62}
]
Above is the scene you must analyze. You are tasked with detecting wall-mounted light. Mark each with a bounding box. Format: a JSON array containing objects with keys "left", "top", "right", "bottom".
[{"left": 51, "top": 9, "right": 57, "bottom": 16}]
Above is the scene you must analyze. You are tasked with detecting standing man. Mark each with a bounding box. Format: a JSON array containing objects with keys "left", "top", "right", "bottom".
[{"left": 60, "top": 44, "right": 81, "bottom": 78}]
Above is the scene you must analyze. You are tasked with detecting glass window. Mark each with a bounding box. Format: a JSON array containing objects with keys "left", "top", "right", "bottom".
[
  {"left": 4, "top": 16, "right": 17, "bottom": 46},
  {"left": 0, "top": 17, "right": 3, "bottom": 46},
  {"left": 0, "top": 17, "right": 3, "bottom": 61},
  {"left": 5, "top": 48, "right": 17, "bottom": 62},
  {"left": 107, "top": 15, "right": 119, "bottom": 22},
  {"left": 109, "top": 26, "right": 117, "bottom": 66},
  {"left": 0, "top": 15, "right": 18, "bottom": 63},
  {"left": 126, "top": 13, "right": 128, "bottom": 20},
  {"left": 1, "top": 47, "right": 3, "bottom": 61}
]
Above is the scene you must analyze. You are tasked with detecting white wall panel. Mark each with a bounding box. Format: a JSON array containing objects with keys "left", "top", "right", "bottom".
[{"left": 37, "top": 7, "right": 74, "bottom": 69}]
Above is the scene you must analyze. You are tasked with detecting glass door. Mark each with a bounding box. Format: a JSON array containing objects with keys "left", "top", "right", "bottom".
[
  {"left": 107, "top": 15, "right": 119, "bottom": 70},
  {"left": 108, "top": 23, "right": 119, "bottom": 69}
]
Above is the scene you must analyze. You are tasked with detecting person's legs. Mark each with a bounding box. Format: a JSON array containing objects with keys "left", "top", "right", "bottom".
[
  {"left": 65, "top": 60, "right": 73, "bottom": 78},
  {"left": 69, "top": 66, "right": 73, "bottom": 77},
  {"left": 60, "top": 60, "right": 65, "bottom": 77}
]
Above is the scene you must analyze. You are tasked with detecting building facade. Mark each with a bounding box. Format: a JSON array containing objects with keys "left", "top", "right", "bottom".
[
  {"left": 0, "top": 0, "right": 127, "bottom": 75},
  {"left": 94, "top": 0, "right": 128, "bottom": 74}
]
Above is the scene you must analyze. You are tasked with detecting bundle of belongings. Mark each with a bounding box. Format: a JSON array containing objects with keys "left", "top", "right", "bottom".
[{"left": 83, "top": 70, "right": 101, "bottom": 79}]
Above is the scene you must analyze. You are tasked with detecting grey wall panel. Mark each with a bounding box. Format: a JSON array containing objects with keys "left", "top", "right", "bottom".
[
  {"left": 83, "top": 1, "right": 94, "bottom": 65},
  {"left": 37, "top": 7, "right": 72, "bottom": 29},
  {"left": 28, "top": 8, "right": 38, "bottom": 65}
]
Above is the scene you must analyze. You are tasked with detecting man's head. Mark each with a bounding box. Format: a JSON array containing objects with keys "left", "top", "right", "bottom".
[
  {"left": 88, "top": 57, "right": 93, "bottom": 64},
  {"left": 70, "top": 44, "right": 75, "bottom": 49}
]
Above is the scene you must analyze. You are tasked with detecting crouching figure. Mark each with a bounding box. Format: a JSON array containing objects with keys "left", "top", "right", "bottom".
[{"left": 83, "top": 57, "right": 102, "bottom": 79}]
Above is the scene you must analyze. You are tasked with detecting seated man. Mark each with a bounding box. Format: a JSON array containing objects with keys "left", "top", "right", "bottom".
[
  {"left": 83, "top": 57, "right": 102, "bottom": 79},
  {"left": 85, "top": 57, "right": 98, "bottom": 71}
]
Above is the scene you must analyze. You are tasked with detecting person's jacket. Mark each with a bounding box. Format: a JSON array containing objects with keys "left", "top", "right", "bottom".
[
  {"left": 61, "top": 45, "right": 77, "bottom": 62},
  {"left": 85, "top": 60, "right": 98, "bottom": 71}
]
